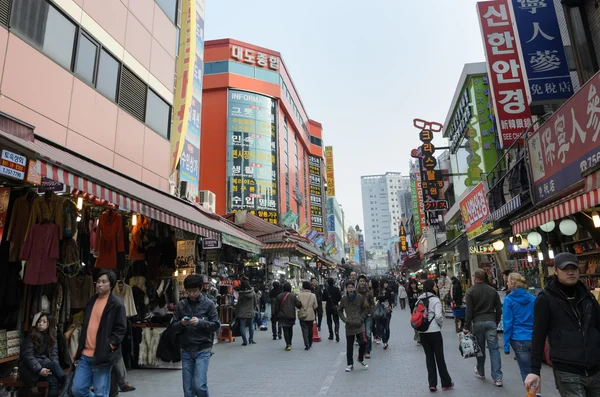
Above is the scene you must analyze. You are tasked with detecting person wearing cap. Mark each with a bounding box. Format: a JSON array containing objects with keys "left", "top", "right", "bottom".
[{"left": 525, "top": 252, "right": 600, "bottom": 397}]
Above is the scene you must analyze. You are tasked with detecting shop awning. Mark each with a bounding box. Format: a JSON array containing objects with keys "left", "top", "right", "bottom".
[
  {"left": 261, "top": 241, "right": 317, "bottom": 258},
  {"left": 511, "top": 188, "right": 599, "bottom": 235},
  {"left": 489, "top": 194, "right": 521, "bottom": 222}
]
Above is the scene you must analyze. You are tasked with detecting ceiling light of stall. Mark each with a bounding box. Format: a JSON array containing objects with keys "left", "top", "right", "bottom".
[
  {"left": 77, "top": 197, "right": 83, "bottom": 210},
  {"left": 132, "top": 214, "right": 138, "bottom": 226},
  {"left": 548, "top": 246, "right": 555, "bottom": 259},
  {"left": 527, "top": 254, "right": 533, "bottom": 263},
  {"left": 537, "top": 251, "right": 544, "bottom": 261},
  {"left": 593, "top": 212, "right": 600, "bottom": 228}
]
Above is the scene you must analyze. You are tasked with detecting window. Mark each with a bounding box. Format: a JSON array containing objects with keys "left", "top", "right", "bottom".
[
  {"left": 96, "top": 50, "right": 120, "bottom": 102},
  {"left": 74, "top": 33, "right": 98, "bottom": 85},
  {"left": 310, "top": 136, "right": 322, "bottom": 147},
  {"left": 229, "top": 61, "right": 254, "bottom": 78},
  {"left": 155, "top": 0, "right": 178, "bottom": 24},
  {"left": 204, "top": 61, "right": 229, "bottom": 75},
  {"left": 255, "top": 68, "right": 279, "bottom": 84},
  {"left": 145, "top": 89, "right": 170, "bottom": 139}
]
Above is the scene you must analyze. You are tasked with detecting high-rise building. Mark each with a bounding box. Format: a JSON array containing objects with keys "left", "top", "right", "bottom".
[{"left": 361, "top": 172, "right": 410, "bottom": 266}]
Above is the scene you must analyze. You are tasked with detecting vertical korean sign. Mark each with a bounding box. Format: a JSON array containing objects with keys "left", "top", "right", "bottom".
[
  {"left": 478, "top": 0, "right": 532, "bottom": 148},
  {"left": 227, "top": 90, "right": 279, "bottom": 224},
  {"left": 411, "top": 161, "right": 425, "bottom": 236},
  {"left": 324, "top": 146, "right": 336, "bottom": 197},
  {"left": 358, "top": 234, "right": 366, "bottom": 266},
  {"left": 309, "top": 155, "right": 324, "bottom": 233},
  {"left": 509, "top": 0, "right": 573, "bottom": 105}
]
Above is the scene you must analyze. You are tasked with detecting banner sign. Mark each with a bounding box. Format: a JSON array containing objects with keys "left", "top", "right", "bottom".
[
  {"left": 358, "top": 234, "right": 366, "bottom": 265},
  {"left": 0, "top": 149, "right": 26, "bottom": 180},
  {"left": 509, "top": 0, "right": 573, "bottom": 105},
  {"left": 281, "top": 211, "right": 299, "bottom": 227},
  {"left": 527, "top": 70, "right": 600, "bottom": 203},
  {"left": 459, "top": 182, "right": 493, "bottom": 240},
  {"left": 399, "top": 223, "right": 407, "bottom": 252},
  {"left": 411, "top": 161, "right": 425, "bottom": 235},
  {"left": 478, "top": 0, "right": 532, "bottom": 148},
  {"left": 37, "top": 177, "right": 66, "bottom": 194},
  {"left": 298, "top": 222, "right": 310, "bottom": 237},
  {"left": 309, "top": 155, "right": 324, "bottom": 232},
  {"left": 202, "top": 238, "right": 221, "bottom": 250},
  {"left": 324, "top": 146, "right": 336, "bottom": 196},
  {"left": 177, "top": 240, "right": 196, "bottom": 258},
  {"left": 424, "top": 200, "right": 449, "bottom": 212}
]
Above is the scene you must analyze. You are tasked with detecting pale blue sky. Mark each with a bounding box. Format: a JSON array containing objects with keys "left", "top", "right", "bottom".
[{"left": 205, "top": 0, "right": 486, "bottom": 228}]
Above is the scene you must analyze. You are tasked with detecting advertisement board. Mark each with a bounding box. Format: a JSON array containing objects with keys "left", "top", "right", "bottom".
[
  {"left": 358, "top": 234, "right": 365, "bottom": 265},
  {"left": 477, "top": 0, "right": 532, "bottom": 148},
  {"left": 226, "top": 90, "right": 279, "bottom": 224},
  {"left": 460, "top": 182, "right": 493, "bottom": 240},
  {"left": 527, "top": 70, "right": 600, "bottom": 203},
  {"left": 411, "top": 162, "right": 424, "bottom": 236},
  {"left": 324, "top": 146, "right": 336, "bottom": 196},
  {"left": 472, "top": 75, "right": 498, "bottom": 173},
  {"left": 309, "top": 155, "right": 324, "bottom": 232}
]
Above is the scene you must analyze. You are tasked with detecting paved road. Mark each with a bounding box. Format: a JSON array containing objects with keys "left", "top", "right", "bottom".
[{"left": 127, "top": 307, "right": 559, "bottom": 396}]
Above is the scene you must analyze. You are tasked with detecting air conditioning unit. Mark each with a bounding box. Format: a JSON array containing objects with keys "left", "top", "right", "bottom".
[{"left": 199, "top": 190, "right": 216, "bottom": 213}]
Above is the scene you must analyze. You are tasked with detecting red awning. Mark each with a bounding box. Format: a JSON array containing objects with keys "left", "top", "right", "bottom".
[{"left": 261, "top": 242, "right": 297, "bottom": 251}]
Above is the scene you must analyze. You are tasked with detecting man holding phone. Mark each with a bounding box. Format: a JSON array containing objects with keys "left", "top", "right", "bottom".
[{"left": 172, "top": 274, "right": 220, "bottom": 397}]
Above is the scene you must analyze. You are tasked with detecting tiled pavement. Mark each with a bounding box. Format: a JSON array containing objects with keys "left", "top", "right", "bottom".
[{"left": 126, "top": 308, "right": 559, "bottom": 396}]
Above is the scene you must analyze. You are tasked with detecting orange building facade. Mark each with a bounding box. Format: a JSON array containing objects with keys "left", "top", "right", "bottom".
[{"left": 201, "top": 39, "right": 325, "bottom": 231}]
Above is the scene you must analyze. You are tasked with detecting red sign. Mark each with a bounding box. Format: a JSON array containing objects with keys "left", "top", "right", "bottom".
[
  {"left": 459, "top": 182, "right": 492, "bottom": 240},
  {"left": 0, "top": 188, "right": 10, "bottom": 242},
  {"left": 477, "top": 0, "right": 532, "bottom": 148},
  {"left": 527, "top": 70, "right": 600, "bottom": 203}
]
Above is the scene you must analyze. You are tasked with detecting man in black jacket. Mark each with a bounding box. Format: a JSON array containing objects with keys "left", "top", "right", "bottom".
[
  {"left": 322, "top": 277, "right": 342, "bottom": 342},
  {"left": 311, "top": 277, "right": 324, "bottom": 331},
  {"left": 269, "top": 281, "right": 282, "bottom": 340},
  {"left": 525, "top": 253, "right": 600, "bottom": 396},
  {"left": 172, "top": 274, "right": 220, "bottom": 397},
  {"left": 72, "top": 270, "right": 127, "bottom": 397}
]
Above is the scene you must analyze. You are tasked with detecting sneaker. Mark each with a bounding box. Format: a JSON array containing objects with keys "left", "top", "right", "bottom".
[
  {"left": 364, "top": 353, "right": 371, "bottom": 359},
  {"left": 442, "top": 382, "right": 454, "bottom": 391},
  {"left": 345, "top": 365, "right": 354, "bottom": 372},
  {"left": 328, "top": 335, "right": 334, "bottom": 340},
  {"left": 429, "top": 386, "right": 437, "bottom": 392},
  {"left": 273, "top": 336, "right": 277, "bottom": 340},
  {"left": 120, "top": 384, "right": 136, "bottom": 393},
  {"left": 375, "top": 338, "right": 381, "bottom": 344},
  {"left": 304, "top": 346, "right": 310, "bottom": 350},
  {"left": 474, "top": 367, "right": 485, "bottom": 380},
  {"left": 241, "top": 342, "right": 248, "bottom": 346},
  {"left": 359, "top": 361, "right": 369, "bottom": 370},
  {"left": 383, "top": 343, "right": 388, "bottom": 350},
  {"left": 493, "top": 380, "right": 503, "bottom": 387},
  {"left": 285, "top": 345, "right": 291, "bottom": 351},
  {"left": 249, "top": 340, "right": 257, "bottom": 344}
]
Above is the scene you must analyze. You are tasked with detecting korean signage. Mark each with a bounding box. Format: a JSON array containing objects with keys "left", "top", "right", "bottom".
[
  {"left": 411, "top": 161, "right": 425, "bottom": 236},
  {"left": 281, "top": 210, "right": 299, "bottom": 227},
  {"left": 0, "top": 188, "right": 9, "bottom": 243},
  {"left": 527, "top": 70, "right": 600, "bottom": 203},
  {"left": 25, "top": 159, "right": 41, "bottom": 186},
  {"left": 472, "top": 75, "right": 499, "bottom": 174},
  {"left": 478, "top": 0, "right": 532, "bottom": 148},
  {"left": 298, "top": 222, "right": 310, "bottom": 236},
  {"left": 309, "top": 155, "right": 324, "bottom": 232},
  {"left": 327, "top": 214, "right": 335, "bottom": 232},
  {"left": 418, "top": 129, "right": 442, "bottom": 201},
  {"left": 231, "top": 45, "right": 280, "bottom": 70},
  {"left": 424, "top": 200, "right": 449, "bottom": 212},
  {"left": 358, "top": 234, "right": 366, "bottom": 265},
  {"left": 399, "top": 223, "right": 407, "bottom": 252},
  {"left": 509, "top": 0, "right": 573, "bottom": 105},
  {"left": 0, "top": 149, "right": 26, "bottom": 180},
  {"left": 202, "top": 238, "right": 221, "bottom": 250},
  {"left": 324, "top": 146, "right": 336, "bottom": 196},
  {"left": 459, "top": 182, "right": 493, "bottom": 240},
  {"left": 226, "top": 89, "right": 279, "bottom": 224}
]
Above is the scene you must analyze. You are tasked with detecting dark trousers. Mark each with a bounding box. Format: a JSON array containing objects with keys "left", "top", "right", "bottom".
[
  {"left": 378, "top": 313, "right": 391, "bottom": 344},
  {"left": 399, "top": 298, "right": 406, "bottom": 309},
  {"left": 554, "top": 369, "right": 600, "bottom": 397},
  {"left": 43, "top": 361, "right": 66, "bottom": 397},
  {"left": 420, "top": 332, "right": 452, "bottom": 388},
  {"left": 316, "top": 305, "right": 323, "bottom": 329},
  {"left": 271, "top": 318, "right": 282, "bottom": 338},
  {"left": 300, "top": 321, "right": 314, "bottom": 348},
  {"left": 282, "top": 325, "right": 293, "bottom": 347},
  {"left": 346, "top": 333, "right": 366, "bottom": 366},
  {"left": 326, "top": 310, "right": 340, "bottom": 337}
]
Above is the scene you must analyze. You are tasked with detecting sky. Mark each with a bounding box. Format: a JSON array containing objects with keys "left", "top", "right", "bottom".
[{"left": 205, "top": 0, "right": 487, "bottom": 229}]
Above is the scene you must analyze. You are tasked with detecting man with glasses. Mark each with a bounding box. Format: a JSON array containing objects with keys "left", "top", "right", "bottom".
[{"left": 173, "top": 274, "right": 220, "bottom": 397}]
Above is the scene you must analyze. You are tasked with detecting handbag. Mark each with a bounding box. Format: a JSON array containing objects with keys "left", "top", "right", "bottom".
[
  {"left": 458, "top": 333, "right": 483, "bottom": 358},
  {"left": 372, "top": 302, "right": 386, "bottom": 320}
]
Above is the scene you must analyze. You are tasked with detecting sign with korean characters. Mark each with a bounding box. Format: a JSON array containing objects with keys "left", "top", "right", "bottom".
[
  {"left": 399, "top": 223, "right": 407, "bottom": 252},
  {"left": 418, "top": 129, "right": 442, "bottom": 201},
  {"left": 324, "top": 146, "right": 336, "bottom": 196},
  {"left": 226, "top": 90, "right": 279, "bottom": 224},
  {"left": 472, "top": 75, "right": 499, "bottom": 174},
  {"left": 508, "top": 0, "right": 573, "bottom": 105},
  {"left": 527, "top": 70, "right": 600, "bottom": 203},
  {"left": 358, "top": 234, "right": 366, "bottom": 265},
  {"left": 460, "top": 182, "right": 493, "bottom": 240},
  {"left": 411, "top": 161, "right": 425, "bottom": 235},
  {"left": 281, "top": 210, "right": 299, "bottom": 227},
  {"left": 231, "top": 45, "right": 280, "bottom": 70},
  {"left": 0, "top": 149, "right": 26, "bottom": 180},
  {"left": 478, "top": 0, "right": 532, "bottom": 148},
  {"left": 298, "top": 223, "right": 310, "bottom": 237},
  {"left": 309, "top": 155, "right": 324, "bottom": 232}
]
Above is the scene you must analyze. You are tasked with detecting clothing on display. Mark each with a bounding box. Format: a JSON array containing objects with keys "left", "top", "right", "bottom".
[
  {"left": 21, "top": 223, "right": 60, "bottom": 285},
  {"left": 69, "top": 274, "right": 95, "bottom": 310},
  {"left": 26, "top": 192, "right": 63, "bottom": 237},
  {"left": 94, "top": 210, "right": 125, "bottom": 269},
  {"left": 138, "top": 327, "right": 161, "bottom": 366},
  {"left": 113, "top": 281, "right": 138, "bottom": 317},
  {"left": 6, "top": 190, "right": 34, "bottom": 262},
  {"left": 129, "top": 217, "right": 148, "bottom": 261}
]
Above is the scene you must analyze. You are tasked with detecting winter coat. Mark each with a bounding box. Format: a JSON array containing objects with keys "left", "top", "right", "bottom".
[
  {"left": 417, "top": 293, "right": 443, "bottom": 333},
  {"left": 298, "top": 291, "right": 318, "bottom": 322},
  {"left": 322, "top": 285, "right": 342, "bottom": 314},
  {"left": 21, "top": 223, "right": 60, "bottom": 285},
  {"left": 274, "top": 291, "right": 302, "bottom": 325},
  {"left": 503, "top": 287, "right": 535, "bottom": 353},
  {"left": 236, "top": 290, "right": 257, "bottom": 319},
  {"left": 75, "top": 294, "right": 127, "bottom": 368},
  {"left": 357, "top": 284, "right": 375, "bottom": 315},
  {"left": 94, "top": 211, "right": 125, "bottom": 269},
  {"left": 172, "top": 295, "right": 220, "bottom": 352},
  {"left": 156, "top": 324, "right": 181, "bottom": 362},
  {"left": 339, "top": 294, "right": 366, "bottom": 335},
  {"left": 398, "top": 285, "right": 407, "bottom": 299},
  {"left": 19, "top": 335, "right": 59, "bottom": 386},
  {"left": 451, "top": 279, "right": 463, "bottom": 306}
]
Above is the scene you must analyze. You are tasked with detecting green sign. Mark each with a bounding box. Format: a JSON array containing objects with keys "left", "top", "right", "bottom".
[
  {"left": 410, "top": 175, "right": 421, "bottom": 237},
  {"left": 471, "top": 75, "right": 498, "bottom": 174},
  {"left": 221, "top": 233, "right": 261, "bottom": 254},
  {"left": 281, "top": 211, "right": 299, "bottom": 227}
]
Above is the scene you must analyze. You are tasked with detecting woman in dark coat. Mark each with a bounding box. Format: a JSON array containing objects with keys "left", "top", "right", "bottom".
[
  {"left": 450, "top": 277, "right": 463, "bottom": 307},
  {"left": 235, "top": 280, "right": 258, "bottom": 346},
  {"left": 273, "top": 282, "right": 302, "bottom": 351},
  {"left": 20, "top": 313, "right": 66, "bottom": 397},
  {"left": 407, "top": 279, "right": 420, "bottom": 312}
]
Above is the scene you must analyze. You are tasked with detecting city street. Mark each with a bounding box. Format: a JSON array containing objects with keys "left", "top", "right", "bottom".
[{"left": 127, "top": 308, "right": 559, "bottom": 397}]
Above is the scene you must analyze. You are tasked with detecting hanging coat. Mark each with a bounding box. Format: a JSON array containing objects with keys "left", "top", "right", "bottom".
[
  {"left": 21, "top": 223, "right": 60, "bottom": 285},
  {"left": 95, "top": 211, "right": 125, "bottom": 269},
  {"left": 6, "top": 194, "right": 33, "bottom": 262},
  {"left": 26, "top": 194, "right": 63, "bottom": 238}
]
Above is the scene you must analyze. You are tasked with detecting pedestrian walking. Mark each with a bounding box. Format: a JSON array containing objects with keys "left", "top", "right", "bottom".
[
  {"left": 357, "top": 275, "right": 375, "bottom": 358},
  {"left": 398, "top": 282, "right": 407, "bottom": 309},
  {"left": 269, "top": 281, "right": 283, "bottom": 340},
  {"left": 172, "top": 274, "right": 221, "bottom": 397},
  {"left": 72, "top": 270, "right": 127, "bottom": 397},
  {"left": 407, "top": 279, "right": 421, "bottom": 344},
  {"left": 437, "top": 272, "right": 451, "bottom": 311},
  {"left": 322, "top": 277, "right": 342, "bottom": 342},
  {"left": 376, "top": 279, "right": 393, "bottom": 350},
  {"left": 503, "top": 273, "right": 535, "bottom": 384},
  {"left": 299, "top": 281, "right": 318, "bottom": 350},
  {"left": 525, "top": 252, "right": 600, "bottom": 397},
  {"left": 339, "top": 281, "right": 369, "bottom": 372},
  {"left": 235, "top": 280, "right": 258, "bottom": 346},
  {"left": 502, "top": 269, "right": 512, "bottom": 293},
  {"left": 274, "top": 282, "right": 302, "bottom": 351},
  {"left": 418, "top": 280, "right": 454, "bottom": 392},
  {"left": 463, "top": 269, "right": 503, "bottom": 387},
  {"left": 450, "top": 277, "right": 463, "bottom": 307},
  {"left": 391, "top": 278, "right": 399, "bottom": 307},
  {"left": 311, "top": 277, "right": 324, "bottom": 331}
]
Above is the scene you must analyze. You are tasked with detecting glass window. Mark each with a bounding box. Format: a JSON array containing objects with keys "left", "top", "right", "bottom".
[
  {"left": 96, "top": 49, "right": 120, "bottom": 102},
  {"left": 255, "top": 68, "right": 279, "bottom": 84},
  {"left": 155, "top": 0, "right": 177, "bottom": 24},
  {"left": 74, "top": 33, "right": 97, "bottom": 85},
  {"left": 205, "top": 61, "right": 228, "bottom": 75},
  {"left": 146, "top": 89, "right": 170, "bottom": 139},
  {"left": 43, "top": 5, "right": 76, "bottom": 69},
  {"left": 229, "top": 61, "right": 254, "bottom": 78}
]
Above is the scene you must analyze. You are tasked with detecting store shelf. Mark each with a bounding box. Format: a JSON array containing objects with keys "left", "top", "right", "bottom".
[
  {"left": 0, "top": 354, "right": 18, "bottom": 364},
  {"left": 564, "top": 237, "right": 594, "bottom": 246},
  {"left": 575, "top": 249, "right": 600, "bottom": 257}
]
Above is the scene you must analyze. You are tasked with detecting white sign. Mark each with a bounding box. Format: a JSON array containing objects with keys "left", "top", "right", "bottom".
[
  {"left": 0, "top": 149, "right": 26, "bottom": 180},
  {"left": 231, "top": 45, "right": 280, "bottom": 70}
]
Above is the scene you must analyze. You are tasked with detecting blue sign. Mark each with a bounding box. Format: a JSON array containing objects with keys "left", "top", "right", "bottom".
[
  {"left": 510, "top": 0, "right": 573, "bottom": 104},
  {"left": 327, "top": 214, "right": 335, "bottom": 232}
]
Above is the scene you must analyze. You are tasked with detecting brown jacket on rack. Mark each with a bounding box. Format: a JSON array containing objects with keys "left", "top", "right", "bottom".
[
  {"left": 129, "top": 217, "right": 148, "bottom": 261},
  {"left": 21, "top": 223, "right": 60, "bottom": 285},
  {"left": 95, "top": 211, "right": 125, "bottom": 269},
  {"left": 6, "top": 192, "right": 33, "bottom": 262},
  {"left": 26, "top": 193, "right": 63, "bottom": 238}
]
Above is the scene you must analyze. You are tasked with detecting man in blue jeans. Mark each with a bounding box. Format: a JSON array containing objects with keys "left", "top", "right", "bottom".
[
  {"left": 463, "top": 269, "right": 503, "bottom": 387},
  {"left": 356, "top": 275, "right": 374, "bottom": 358},
  {"left": 173, "top": 274, "right": 220, "bottom": 397}
]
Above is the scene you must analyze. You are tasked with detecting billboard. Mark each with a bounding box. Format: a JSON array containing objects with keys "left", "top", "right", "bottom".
[
  {"left": 460, "top": 182, "right": 492, "bottom": 240},
  {"left": 324, "top": 146, "right": 336, "bottom": 196},
  {"left": 309, "top": 155, "right": 324, "bottom": 232},
  {"left": 508, "top": 0, "right": 573, "bottom": 105},
  {"left": 226, "top": 90, "right": 279, "bottom": 224},
  {"left": 478, "top": 0, "right": 532, "bottom": 148},
  {"left": 527, "top": 70, "right": 600, "bottom": 203},
  {"left": 410, "top": 161, "right": 424, "bottom": 236}
]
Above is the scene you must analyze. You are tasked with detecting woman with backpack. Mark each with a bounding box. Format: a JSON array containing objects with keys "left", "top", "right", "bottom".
[
  {"left": 273, "top": 282, "right": 302, "bottom": 351},
  {"left": 376, "top": 279, "right": 394, "bottom": 350},
  {"left": 417, "top": 279, "right": 453, "bottom": 392}
]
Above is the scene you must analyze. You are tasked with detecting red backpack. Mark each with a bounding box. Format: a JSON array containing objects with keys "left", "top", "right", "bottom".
[{"left": 410, "top": 296, "right": 434, "bottom": 332}]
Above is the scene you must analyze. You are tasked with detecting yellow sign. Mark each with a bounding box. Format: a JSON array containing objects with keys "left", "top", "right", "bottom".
[
  {"left": 169, "top": 0, "right": 197, "bottom": 174},
  {"left": 298, "top": 223, "right": 310, "bottom": 237},
  {"left": 324, "top": 146, "right": 335, "bottom": 197}
]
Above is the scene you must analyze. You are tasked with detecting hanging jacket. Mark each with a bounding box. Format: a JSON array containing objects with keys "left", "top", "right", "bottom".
[
  {"left": 113, "top": 282, "right": 138, "bottom": 317},
  {"left": 7, "top": 193, "right": 32, "bottom": 262},
  {"left": 156, "top": 325, "right": 181, "bottom": 362},
  {"left": 95, "top": 211, "right": 125, "bottom": 269},
  {"left": 503, "top": 287, "right": 535, "bottom": 353},
  {"left": 21, "top": 223, "right": 60, "bottom": 285},
  {"left": 26, "top": 194, "right": 63, "bottom": 238}
]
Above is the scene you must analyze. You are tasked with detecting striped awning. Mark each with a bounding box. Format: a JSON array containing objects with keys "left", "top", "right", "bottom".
[
  {"left": 261, "top": 242, "right": 297, "bottom": 251},
  {"left": 489, "top": 195, "right": 522, "bottom": 222},
  {"left": 511, "top": 188, "right": 598, "bottom": 235}
]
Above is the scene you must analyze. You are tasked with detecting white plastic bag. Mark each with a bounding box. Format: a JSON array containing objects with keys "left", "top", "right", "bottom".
[{"left": 458, "top": 333, "right": 483, "bottom": 358}]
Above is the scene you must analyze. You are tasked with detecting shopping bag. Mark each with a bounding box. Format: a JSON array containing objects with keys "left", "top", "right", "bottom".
[
  {"left": 458, "top": 333, "right": 483, "bottom": 358},
  {"left": 372, "top": 302, "right": 386, "bottom": 320}
]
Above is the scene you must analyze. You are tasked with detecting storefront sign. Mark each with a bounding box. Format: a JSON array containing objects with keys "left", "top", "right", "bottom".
[
  {"left": 527, "top": 70, "right": 600, "bottom": 203},
  {"left": 411, "top": 161, "right": 425, "bottom": 235},
  {"left": 469, "top": 245, "right": 495, "bottom": 254},
  {"left": 508, "top": 0, "right": 573, "bottom": 105},
  {"left": 478, "top": 0, "right": 532, "bottom": 148},
  {"left": 309, "top": 155, "right": 324, "bottom": 232},
  {"left": 0, "top": 149, "right": 26, "bottom": 180},
  {"left": 0, "top": 188, "right": 9, "bottom": 243},
  {"left": 472, "top": 75, "right": 499, "bottom": 174},
  {"left": 460, "top": 182, "right": 493, "bottom": 240},
  {"left": 221, "top": 233, "right": 261, "bottom": 254},
  {"left": 358, "top": 234, "right": 366, "bottom": 265},
  {"left": 327, "top": 214, "right": 335, "bottom": 232},
  {"left": 281, "top": 210, "right": 299, "bottom": 227},
  {"left": 231, "top": 45, "right": 280, "bottom": 70},
  {"left": 37, "top": 177, "right": 66, "bottom": 194},
  {"left": 399, "top": 223, "right": 407, "bottom": 252},
  {"left": 25, "top": 159, "right": 41, "bottom": 186},
  {"left": 424, "top": 200, "right": 449, "bottom": 212},
  {"left": 298, "top": 222, "right": 310, "bottom": 236},
  {"left": 177, "top": 240, "right": 196, "bottom": 258},
  {"left": 307, "top": 228, "right": 318, "bottom": 241},
  {"left": 202, "top": 238, "right": 221, "bottom": 250},
  {"left": 324, "top": 146, "right": 336, "bottom": 196},
  {"left": 314, "top": 234, "right": 324, "bottom": 247}
]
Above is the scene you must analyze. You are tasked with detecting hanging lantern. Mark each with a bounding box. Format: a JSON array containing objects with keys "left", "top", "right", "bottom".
[
  {"left": 492, "top": 240, "right": 505, "bottom": 251},
  {"left": 527, "top": 231, "right": 542, "bottom": 246},
  {"left": 539, "top": 221, "right": 556, "bottom": 233},
  {"left": 519, "top": 236, "right": 529, "bottom": 249},
  {"left": 559, "top": 219, "right": 578, "bottom": 236}
]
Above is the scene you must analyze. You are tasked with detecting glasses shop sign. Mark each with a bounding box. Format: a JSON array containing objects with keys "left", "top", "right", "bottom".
[{"left": 0, "top": 149, "right": 26, "bottom": 180}]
